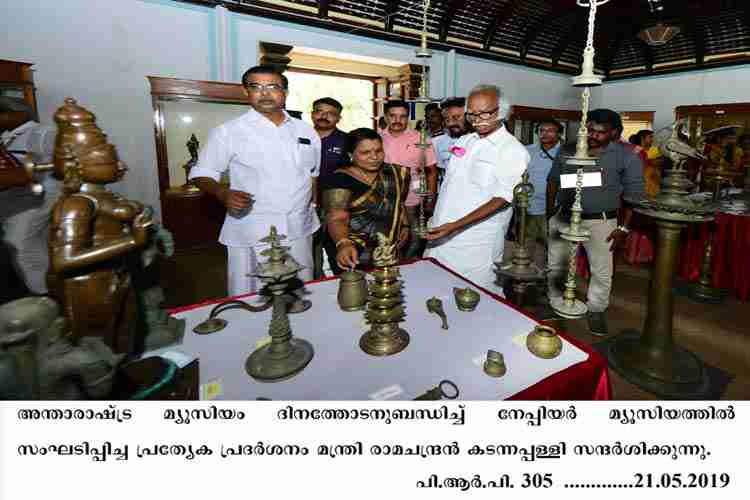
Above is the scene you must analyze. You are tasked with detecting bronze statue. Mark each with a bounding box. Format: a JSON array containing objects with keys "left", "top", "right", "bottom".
[
  {"left": 46, "top": 98, "right": 153, "bottom": 354},
  {"left": 136, "top": 222, "right": 186, "bottom": 350},
  {"left": 0, "top": 297, "right": 123, "bottom": 400},
  {"left": 182, "top": 133, "right": 199, "bottom": 188}
]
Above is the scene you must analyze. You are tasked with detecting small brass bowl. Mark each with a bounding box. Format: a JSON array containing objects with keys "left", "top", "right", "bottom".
[
  {"left": 453, "top": 287, "right": 480, "bottom": 311},
  {"left": 526, "top": 325, "right": 562, "bottom": 359},
  {"left": 483, "top": 349, "right": 506, "bottom": 377}
]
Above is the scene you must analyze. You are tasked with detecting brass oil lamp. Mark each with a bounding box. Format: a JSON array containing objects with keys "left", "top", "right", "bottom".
[
  {"left": 607, "top": 123, "right": 715, "bottom": 398},
  {"left": 245, "top": 227, "right": 314, "bottom": 381},
  {"left": 360, "top": 233, "right": 409, "bottom": 356},
  {"left": 495, "top": 170, "right": 545, "bottom": 306},
  {"left": 550, "top": 0, "right": 609, "bottom": 319}
]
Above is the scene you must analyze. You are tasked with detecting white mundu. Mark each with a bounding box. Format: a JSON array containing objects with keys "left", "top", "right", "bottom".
[
  {"left": 190, "top": 108, "right": 321, "bottom": 295},
  {"left": 425, "top": 125, "right": 529, "bottom": 292}
]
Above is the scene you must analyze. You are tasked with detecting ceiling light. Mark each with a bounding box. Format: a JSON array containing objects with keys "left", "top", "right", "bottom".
[{"left": 638, "top": 22, "right": 680, "bottom": 46}]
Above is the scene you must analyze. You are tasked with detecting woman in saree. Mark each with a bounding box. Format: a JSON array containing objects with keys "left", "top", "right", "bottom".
[{"left": 322, "top": 128, "right": 409, "bottom": 272}]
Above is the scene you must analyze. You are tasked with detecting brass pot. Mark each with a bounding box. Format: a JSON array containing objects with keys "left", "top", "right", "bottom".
[
  {"left": 453, "top": 287, "right": 480, "bottom": 311},
  {"left": 369, "top": 280, "right": 402, "bottom": 297},
  {"left": 338, "top": 270, "right": 369, "bottom": 311},
  {"left": 526, "top": 325, "right": 562, "bottom": 359}
]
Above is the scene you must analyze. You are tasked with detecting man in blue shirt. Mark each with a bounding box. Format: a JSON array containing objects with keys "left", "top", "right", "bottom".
[{"left": 524, "top": 120, "right": 562, "bottom": 270}]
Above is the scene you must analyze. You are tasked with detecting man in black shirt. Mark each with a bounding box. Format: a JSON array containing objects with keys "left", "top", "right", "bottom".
[{"left": 312, "top": 97, "right": 348, "bottom": 277}]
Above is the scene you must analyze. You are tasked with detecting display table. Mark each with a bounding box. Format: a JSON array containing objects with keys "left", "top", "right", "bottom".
[
  {"left": 679, "top": 212, "right": 750, "bottom": 302},
  {"left": 169, "top": 259, "right": 611, "bottom": 400}
]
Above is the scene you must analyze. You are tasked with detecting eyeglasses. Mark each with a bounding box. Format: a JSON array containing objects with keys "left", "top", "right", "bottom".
[
  {"left": 245, "top": 83, "right": 286, "bottom": 93},
  {"left": 465, "top": 107, "right": 499, "bottom": 122}
]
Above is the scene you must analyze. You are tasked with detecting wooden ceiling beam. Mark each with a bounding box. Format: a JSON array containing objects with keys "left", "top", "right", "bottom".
[
  {"left": 439, "top": 0, "right": 464, "bottom": 42},
  {"left": 635, "top": 40, "right": 655, "bottom": 73},
  {"left": 551, "top": 11, "right": 587, "bottom": 67},
  {"left": 318, "top": 0, "right": 329, "bottom": 19},
  {"left": 520, "top": 8, "right": 578, "bottom": 61},
  {"left": 385, "top": 0, "right": 400, "bottom": 32},
  {"left": 603, "top": 30, "right": 626, "bottom": 77},
  {"left": 482, "top": 0, "right": 521, "bottom": 51}
]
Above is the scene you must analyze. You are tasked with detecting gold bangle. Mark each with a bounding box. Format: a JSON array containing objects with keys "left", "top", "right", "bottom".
[{"left": 336, "top": 238, "right": 353, "bottom": 248}]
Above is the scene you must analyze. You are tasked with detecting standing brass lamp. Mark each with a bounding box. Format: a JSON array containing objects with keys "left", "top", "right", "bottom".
[
  {"left": 360, "top": 234, "right": 409, "bottom": 356},
  {"left": 411, "top": 0, "right": 434, "bottom": 239},
  {"left": 683, "top": 163, "right": 740, "bottom": 303},
  {"left": 608, "top": 123, "right": 715, "bottom": 398},
  {"left": 495, "top": 171, "right": 544, "bottom": 306},
  {"left": 245, "top": 227, "right": 314, "bottom": 381}
]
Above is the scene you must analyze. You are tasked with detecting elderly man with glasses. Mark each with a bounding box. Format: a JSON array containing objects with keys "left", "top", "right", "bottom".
[
  {"left": 190, "top": 65, "right": 321, "bottom": 296},
  {"left": 424, "top": 84, "right": 529, "bottom": 293}
]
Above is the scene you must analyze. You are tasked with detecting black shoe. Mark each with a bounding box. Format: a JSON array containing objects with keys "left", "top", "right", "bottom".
[{"left": 587, "top": 311, "right": 609, "bottom": 336}]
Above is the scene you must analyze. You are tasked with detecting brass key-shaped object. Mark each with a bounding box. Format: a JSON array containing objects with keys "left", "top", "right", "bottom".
[
  {"left": 426, "top": 297, "right": 449, "bottom": 330},
  {"left": 413, "top": 380, "right": 459, "bottom": 400}
]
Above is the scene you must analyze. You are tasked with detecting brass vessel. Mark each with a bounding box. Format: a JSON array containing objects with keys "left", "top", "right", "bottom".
[
  {"left": 360, "top": 233, "right": 409, "bottom": 356},
  {"left": 483, "top": 350, "right": 507, "bottom": 377},
  {"left": 453, "top": 287, "right": 480, "bottom": 311},
  {"left": 337, "top": 270, "right": 368, "bottom": 311},
  {"left": 526, "top": 325, "right": 563, "bottom": 359}
]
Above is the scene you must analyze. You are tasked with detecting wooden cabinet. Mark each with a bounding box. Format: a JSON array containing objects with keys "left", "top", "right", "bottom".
[{"left": 148, "top": 76, "right": 251, "bottom": 252}]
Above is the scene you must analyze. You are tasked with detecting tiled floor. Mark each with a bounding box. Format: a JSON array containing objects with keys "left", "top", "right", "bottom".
[{"left": 160, "top": 247, "right": 750, "bottom": 400}]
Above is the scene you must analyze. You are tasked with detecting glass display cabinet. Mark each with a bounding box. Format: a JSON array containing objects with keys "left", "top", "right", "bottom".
[
  {"left": 507, "top": 105, "right": 582, "bottom": 147},
  {"left": 0, "top": 59, "right": 38, "bottom": 132},
  {"left": 148, "top": 76, "right": 249, "bottom": 252}
]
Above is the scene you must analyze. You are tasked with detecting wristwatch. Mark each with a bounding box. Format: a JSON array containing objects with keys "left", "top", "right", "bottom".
[{"left": 616, "top": 225, "right": 630, "bottom": 234}]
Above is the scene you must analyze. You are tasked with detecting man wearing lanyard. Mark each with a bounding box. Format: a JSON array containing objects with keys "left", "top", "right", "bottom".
[
  {"left": 525, "top": 120, "right": 562, "bottom": 270},
  {"left": 380, "top": 99, "right": 437, "bottom": 258},
  {"left": 425, "top": 84, "right": 529, "bottom": 293},
  {"left": 190, "top": 65, "right": 321, "bottom": 296},
  {"left": 545, "top": 109, "right": 645, "bottom": 335},
  {"left": 431, "top": 97, "right": 469, "bottom": 188},
  {"left": 311, "top": 97, "right": 348, "bottom": 277}
]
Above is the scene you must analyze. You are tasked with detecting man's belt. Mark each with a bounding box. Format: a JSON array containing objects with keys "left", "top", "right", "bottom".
[{"left": 561, "top": 209, "right": 618, "bottom": 221}]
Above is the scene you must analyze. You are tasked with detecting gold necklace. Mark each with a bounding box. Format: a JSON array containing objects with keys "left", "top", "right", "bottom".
[{"left": 352, "top": 166, "right": 376, "bottom": 184}]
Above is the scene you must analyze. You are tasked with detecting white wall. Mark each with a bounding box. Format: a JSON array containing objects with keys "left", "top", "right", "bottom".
[
  {"left": 591, "top": 65, "right": 750, "bottom": 130},
  {"left": 2, "top": 0, "right": 215, "bottom": 219},
  {"left": 455, "top": 55, "right": 582, "bottom": 111}
]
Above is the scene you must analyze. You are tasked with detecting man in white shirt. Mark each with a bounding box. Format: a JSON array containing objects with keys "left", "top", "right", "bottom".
[
  {"left": 425, "top": 84, "right": 529, "bottom": 293},
  {"left": 190, "top": 65, "right": 321, "bottom": 296}
]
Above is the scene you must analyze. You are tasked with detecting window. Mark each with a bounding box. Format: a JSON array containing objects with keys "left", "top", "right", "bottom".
[{"left": 285, "top": 70, "right": 374, "bottom": 132}]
